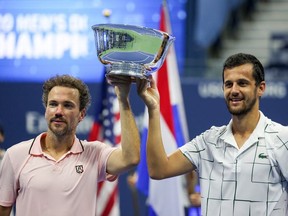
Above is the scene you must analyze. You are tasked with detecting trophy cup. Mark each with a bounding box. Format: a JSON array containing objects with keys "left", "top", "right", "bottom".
[{"left": 91, "top": 24, "right": 175, "bottom": 79}]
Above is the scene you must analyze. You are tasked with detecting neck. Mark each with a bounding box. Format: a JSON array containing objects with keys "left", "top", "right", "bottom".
[
  {"left": 232, "top": 110, "right": 260, "bottom": 135},
  {"left": 41, "top": 132, "right": 74, "bottom": 155},
  {"left": 231, "top": 110, "right": 260, "bottom": 149}
]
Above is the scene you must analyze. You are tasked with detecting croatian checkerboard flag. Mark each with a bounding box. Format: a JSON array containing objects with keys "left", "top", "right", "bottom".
[
  {"left": 88, "top": 72, "right": 120, "bottom": 216},
  {"left": 136, "top": 1, "right": 189, "bottom": 215}
]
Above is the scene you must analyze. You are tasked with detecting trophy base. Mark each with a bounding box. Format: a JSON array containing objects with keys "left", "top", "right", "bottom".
[{"left": 106, "top": 63, "right": 150, "bottom": 80}]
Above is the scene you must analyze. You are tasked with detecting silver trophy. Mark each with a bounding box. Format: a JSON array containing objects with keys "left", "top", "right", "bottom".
[{"left": 91, "top": 24, "right": 175, "bottom": 79}]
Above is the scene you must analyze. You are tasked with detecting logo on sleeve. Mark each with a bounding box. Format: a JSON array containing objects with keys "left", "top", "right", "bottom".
[{"left": 75, "top": 165, "right": 84, "bottom": 173}]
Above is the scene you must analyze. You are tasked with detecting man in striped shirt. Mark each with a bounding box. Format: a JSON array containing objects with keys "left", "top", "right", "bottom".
[{"left": 139, "top": 53, "right": 288, "bottom": 216}]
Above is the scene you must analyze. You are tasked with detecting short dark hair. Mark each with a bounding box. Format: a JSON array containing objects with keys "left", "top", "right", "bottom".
[
  {"left": 42, "top": 75, "right": 91, "bottom": 111},
  {"left": 222, "top": 53, "right": 265, "bottom": 85}
]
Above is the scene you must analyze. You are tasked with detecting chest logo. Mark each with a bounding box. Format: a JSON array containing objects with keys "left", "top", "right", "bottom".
[
  {"left": 258, "top": 153, "right": 268, "bottom": 159},
  {"left": 75, "top": 165, "right": 84, "bottom": 174}
]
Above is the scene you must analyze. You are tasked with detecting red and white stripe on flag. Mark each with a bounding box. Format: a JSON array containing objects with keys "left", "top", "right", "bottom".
[{"left": 96, "top": 180, "right": 119, "bottom": 216}]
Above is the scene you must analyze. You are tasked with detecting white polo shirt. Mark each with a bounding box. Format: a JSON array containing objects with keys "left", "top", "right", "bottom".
[
  {"left": 180, "top": 112, "right": 288, "bottom": 216},
  {"left": 0, "top": 133, "right": 117, "bottom": 216}
]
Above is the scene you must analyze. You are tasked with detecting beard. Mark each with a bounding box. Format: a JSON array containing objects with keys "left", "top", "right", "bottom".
[
  {"left": 48, "top": 121, "right": 74, "bottom": 137},
  {"left": 48, "top": 124, "right": 67, "bottom": 136},
  {"left": 226, "top": 96, "right": 257, "bottom": 116}
]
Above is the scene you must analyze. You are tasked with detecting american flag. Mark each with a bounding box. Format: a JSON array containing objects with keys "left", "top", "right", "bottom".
[{"left": 88, "top": 74, "right": 121, "bottom": 216}]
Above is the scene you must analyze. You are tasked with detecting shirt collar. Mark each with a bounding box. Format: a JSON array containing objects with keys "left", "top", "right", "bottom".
[
  {"left": 29, "top": 132, "right": 84, "bottom": 156},
  {"left": 220, "top": 111, "right": 267, "bottom": 145}
]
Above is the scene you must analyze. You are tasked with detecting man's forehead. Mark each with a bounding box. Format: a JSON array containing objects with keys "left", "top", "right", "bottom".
[{"left": 48, "top": 86, "right": 80, "bottom": 99}]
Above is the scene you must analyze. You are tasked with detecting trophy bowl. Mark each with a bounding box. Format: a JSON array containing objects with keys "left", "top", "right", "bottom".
[{"left": 91, "top": 23, "right": 175, "bottom": 79}]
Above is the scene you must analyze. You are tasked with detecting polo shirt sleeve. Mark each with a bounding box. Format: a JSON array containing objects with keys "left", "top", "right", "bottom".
[
  {"left": 180, "top": 126, "right": 225, "bottom": 171},
  {"left": 268, "top": 126, "right": 288, "bottom": 181},
  {"left": 0, "top": 152, "right": 17, "bottom": 207},
  {"left": 105, "top": 148, "right": 118, "bottom": 182},
  {"left": 95, "top": 143, "right": 118, "bottom": 182},
  {"left": 179, "top": 136, "right": 203, "bottom": 170}
]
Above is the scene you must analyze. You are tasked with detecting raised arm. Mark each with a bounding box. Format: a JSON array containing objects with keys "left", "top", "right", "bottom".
[
  {"left": 138, "top": 76, "right": 194, "bottom": 179},
  {"left": 105, "top": 75, "right": 140, "bottom": 175}
]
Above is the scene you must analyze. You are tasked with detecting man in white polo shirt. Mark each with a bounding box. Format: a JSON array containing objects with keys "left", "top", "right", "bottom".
[
  {"left": 138, "top": 53, "right": 288, "bottom": 216},
  {"left": 0, "top": 74, "right": 142, "bottom": 216}
]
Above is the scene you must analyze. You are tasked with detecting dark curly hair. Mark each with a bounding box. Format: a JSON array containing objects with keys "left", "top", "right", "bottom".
[
  {"left": 222, "top": 53, "right": 265, "bottom": 86},
  {"left": 42, "top": 75, "right": 91, "bottom": 112}
]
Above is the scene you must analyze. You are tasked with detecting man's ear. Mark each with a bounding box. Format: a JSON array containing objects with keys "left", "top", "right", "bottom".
[
  {"left": 258, "top": 81, "right": 266, "bottom": 97},
  {"left": 79, "top": 109, "right": 86, "bottom": 122}
]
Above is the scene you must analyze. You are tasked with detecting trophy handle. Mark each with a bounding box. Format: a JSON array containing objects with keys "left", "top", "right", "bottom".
[{"left": 153, "top": 33, "right": 170, "bottom": 64}]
